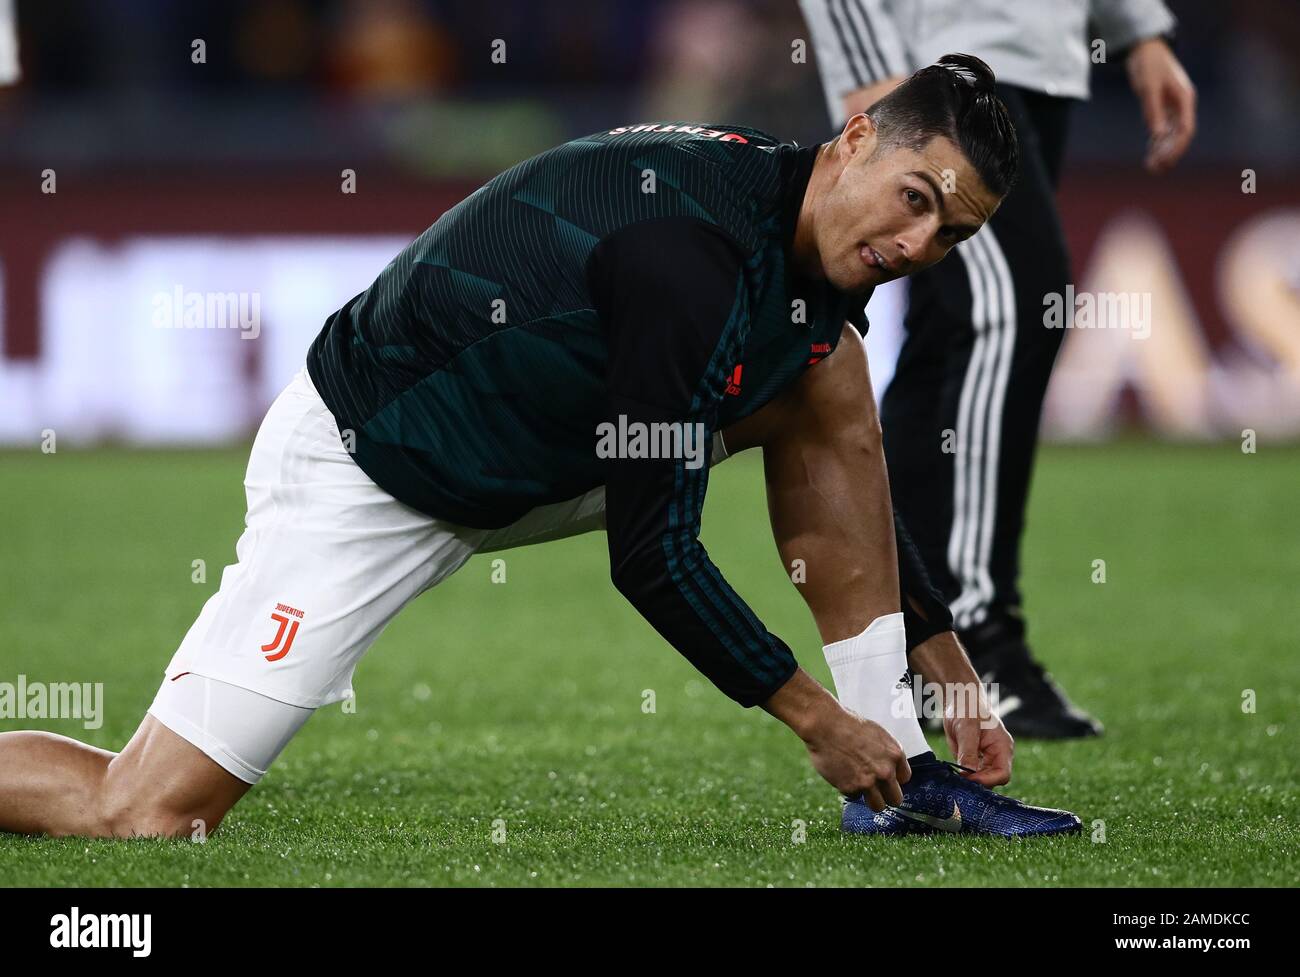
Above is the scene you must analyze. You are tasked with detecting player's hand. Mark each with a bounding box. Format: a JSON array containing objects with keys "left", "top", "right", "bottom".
[
  {"left": 762, "top": 668, "right": 910, "bottom": 810},
  {"left": 1125, "top": 37, "right": 1196, "bottom": 174},
  {"left": 840, "top": 76, "right": 908, "bottom": 122},
  {"left": 944, "top": 702, "right": 1014, "bottom": 787},
  {"left": 802, "top": 708, "right": 912, "bottom": 810},
  {"left": 910, "top": 630, "right": 1015, "bottom": 785}
]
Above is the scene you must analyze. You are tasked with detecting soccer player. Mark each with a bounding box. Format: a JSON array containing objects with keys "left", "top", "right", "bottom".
[
  {"left": 799, "top": 0, "right": 1196, "bottom": 738},
  {"left": 1, "top": 55, "right": 1080, "bottom": 840}
]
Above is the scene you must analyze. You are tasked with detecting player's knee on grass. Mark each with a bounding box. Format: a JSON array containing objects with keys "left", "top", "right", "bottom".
[
  {"left": 96, "top": 783, "right": 212, "bottom": 839},
  {"left": 93, "top": 716, "right": 251, "bottom": 839},
  {"left": 96, "top": 763, "right": 242, "bottom": 839}
]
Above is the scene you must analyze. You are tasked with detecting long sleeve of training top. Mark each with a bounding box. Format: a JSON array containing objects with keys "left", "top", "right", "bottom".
[
  {"left": 895, "top": 507, "right": 953, "bottom": 651},
  {"left": 587, "top": 216, "right": 799, "bottom": 707},
  {"left": 588, "top": 215, "right": 955, "bottom": 702}
]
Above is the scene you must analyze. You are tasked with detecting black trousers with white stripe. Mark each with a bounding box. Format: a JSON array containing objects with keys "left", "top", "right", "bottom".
[{"left": 881, "top": 84, "right": 1073, "bottom": 636}]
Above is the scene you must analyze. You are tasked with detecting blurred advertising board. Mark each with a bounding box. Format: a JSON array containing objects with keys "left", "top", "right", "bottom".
[{"left": 1, "top": 168, "right": 1296, "bottom": 445}]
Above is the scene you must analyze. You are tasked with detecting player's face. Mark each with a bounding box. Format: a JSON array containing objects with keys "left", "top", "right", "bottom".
[{"left": 816, "top": 119, "right": 1003, "bottom": 292}]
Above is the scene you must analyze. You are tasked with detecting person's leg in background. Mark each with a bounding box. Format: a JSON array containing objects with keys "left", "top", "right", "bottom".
[{"left": 882, "top": 84, "right": 1102, "bottom": 739}]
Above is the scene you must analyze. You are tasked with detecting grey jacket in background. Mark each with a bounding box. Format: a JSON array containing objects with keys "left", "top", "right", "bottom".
[{"left": 799, "top": 0, "right": 1176, "bottom": 121}]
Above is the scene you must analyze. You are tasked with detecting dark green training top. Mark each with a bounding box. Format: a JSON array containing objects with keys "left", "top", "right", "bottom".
[{"left": 308, "top": 122, "right": 951, "bottom": 707}]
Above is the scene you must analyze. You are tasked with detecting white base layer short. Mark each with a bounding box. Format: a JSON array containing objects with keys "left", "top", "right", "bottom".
[{"left": 148, "top": 366, "right": 729, "bottom": 783}]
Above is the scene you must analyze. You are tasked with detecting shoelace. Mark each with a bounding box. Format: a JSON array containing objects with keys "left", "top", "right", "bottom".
[
  {"left": 842, "top": 758, "right": 980, "bottom": 805},
  {"left": 914, "top": 758, "right": 978, "bottom": 780}
]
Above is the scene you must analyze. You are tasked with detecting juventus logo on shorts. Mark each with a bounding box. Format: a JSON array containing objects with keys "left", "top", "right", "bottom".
[{"left": 261, "top": 603, "right": 305, "bottom": 662}]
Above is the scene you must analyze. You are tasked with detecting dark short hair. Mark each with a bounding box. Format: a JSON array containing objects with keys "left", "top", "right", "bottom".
[{"left": 865, "top": 53, "right": 1020, "bottom": 199}]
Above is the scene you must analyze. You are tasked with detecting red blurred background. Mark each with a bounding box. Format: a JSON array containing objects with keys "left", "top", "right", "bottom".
[{"left": 0, "top": 0, "right": 1296, "bottom": 443}]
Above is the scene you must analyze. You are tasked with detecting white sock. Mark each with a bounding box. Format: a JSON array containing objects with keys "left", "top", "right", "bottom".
[{"left": 822, "top": 612, "right": 930, "bottom": 760}]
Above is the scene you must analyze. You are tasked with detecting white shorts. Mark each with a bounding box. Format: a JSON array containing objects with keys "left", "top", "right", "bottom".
[
  {"left": 149, "top": 673, "right": 314, "bottom": 784},
  {"left": 149, "top": 366, "right": 730, "bottom": 783}
]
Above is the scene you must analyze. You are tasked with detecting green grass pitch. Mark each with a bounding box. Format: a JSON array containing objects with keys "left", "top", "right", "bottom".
[{"left": 1, "top": 441, "right": 1296, "bottom": 887}]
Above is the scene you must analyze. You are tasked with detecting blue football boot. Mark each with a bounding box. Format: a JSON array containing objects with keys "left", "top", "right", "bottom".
[{"left": 842, "top": 752, "right": 1082, "bottom": 837}]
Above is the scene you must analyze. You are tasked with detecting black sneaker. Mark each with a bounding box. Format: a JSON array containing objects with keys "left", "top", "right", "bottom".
[{"left": 961, "top": 617, "right": 1103, "bottom": 740}]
